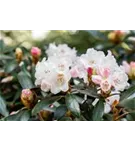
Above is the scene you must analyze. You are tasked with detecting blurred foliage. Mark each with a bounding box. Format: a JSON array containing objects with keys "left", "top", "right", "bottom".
[{"left": 1, "top": 30, "right": 135, "bottom": 121}]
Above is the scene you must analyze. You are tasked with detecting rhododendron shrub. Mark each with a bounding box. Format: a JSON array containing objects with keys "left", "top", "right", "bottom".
[
  {"left": 32, "top": 44, "right": 129, "bottom": 121},
  {"left": 1, "top": 30, "right": 135, "bottom": 121}
]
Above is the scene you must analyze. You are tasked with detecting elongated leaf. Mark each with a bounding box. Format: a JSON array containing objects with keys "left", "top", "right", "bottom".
[
  {"left": 32, "top": 96, "right": 62, "bottom": 116},
  {"left": 4, "top": 109, "right": 31, "bottom": 121},
  {"left": 120, "top": 86, "right": 135, "bottom": 101},
  {"left": 17, "top": 71, "right": 34, "bottom": 89},
  {"left": 0, "top": 40, "right": 4, "bottom": 53},
  {"left": 54, "top": 105, "right": 67, "bottom": 120},
  {"left": 119, "top": 98, "right": 135, "bottom": 109},
  {"left": 0, "top": 95, "right": 9, "bottom": 117},
  {"left": 4, "top": 60, "right": 18, "bottom": 73},
  {"left": 126, "top": 112, "right": 135, "bottom": 121},
  {"left": 119, "top": 86, "right": 135, "bottom": 109},
  {"left": 0, "top": 54, "right": 13, "bottom": 60},
  {"left": 74, "top": 87, "right": 98, "bottom": 98},
  {"left": 66, "top": 94, "right": 80, "bottom": 117},
  {"left": 13, "top": 90, "right": 22, "bottom": 102},
  {"left": 92, "top": 100, "right": 104, "bottom": 121},
  {"left": 59, "top": 117, "right": 72, "bottom": 121}
]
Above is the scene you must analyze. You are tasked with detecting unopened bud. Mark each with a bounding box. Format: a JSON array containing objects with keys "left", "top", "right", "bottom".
[
  {"left": 31, "top": 47, "right": 41, "bottom": 57},
  {"left": 31, "top": 47, "right": 41, "bottom": 64},
  {"left": 108, "top": 30, "right": 125, "bottom": 44},
  {"left": 21, "top": 89, "right": 37, "bottom": 109},
  {"left": 15, "top": 48, "right": 23, "bottom": 63}
]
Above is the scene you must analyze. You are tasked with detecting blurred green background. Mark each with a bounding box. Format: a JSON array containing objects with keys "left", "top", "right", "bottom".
[{"left": 1, "top": 30, "right": 135, "bottom": 62}]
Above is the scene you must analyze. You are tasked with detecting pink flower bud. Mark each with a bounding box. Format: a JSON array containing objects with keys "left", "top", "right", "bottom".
[
  {"left": 21, "top": 89, "right": 36, "bottom": 109},
  {"left": 31, "top": 47, "right": 41, "bottom": 57},
  {"left": 114, "top": 30, "right": 124, "bottom": 36}
]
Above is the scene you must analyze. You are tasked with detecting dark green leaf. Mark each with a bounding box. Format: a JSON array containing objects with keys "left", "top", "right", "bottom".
[
  {"left": 119, "top": 98, "right": 135, "bottom": 109},
  {"left": 120, "top": 85, "right": 135, "bottom": 101},
  {"left": 17, "top": 71, "right": 34, "bottom": 89},
  {"left": 54, "top": 105, "right": 67, "bottom": 120},
  {"left": 32, "top": 96, "right": 62, "bottom": 116},
  {"left": 119, "top": 86, "right": 135, "bottom": 109},
  {"left": 0, "top": 95, "right": 9, "bottom": 117},
  {"left": 3, "top": 42, "right": 24, "bottom": 53},
  {"left": 75, "top": 87, "right": 98, "bottom": 98},
  {"left": 126, "top": 114, "right": 133, "bottom": 121},
  {"left": 103, "top": 114, "right": 113, "bottom": 121},
  {"left": 59, "top": 117, "right": 72, "bottom": 121},
  {"left": 4, "top": 60, "right": 18, "bottom": 73},
  {"left": 0, "top": 54, "right": 13, "bottom": 60},
  {"left": 66, "top": 94, "right": 81, "bottom": 117},
  {"left": 0, "top": 40, "right": 4, "bottom": 53},
  {"left": 92, "top": 100, "right": 104, "bottom": 121},
  {"left": 13, "top": 90, "right": 21, "bottom": 102},
  {"left": 126, "top": 112, "right": 135, "bottom": 121},
  {"left": 4, "top": 109, "right": 31, "bottom": 121}
]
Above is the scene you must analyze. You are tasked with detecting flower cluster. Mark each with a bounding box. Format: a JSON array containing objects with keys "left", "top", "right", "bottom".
[
  {"left": 35, "top": 44, "right": 76, "bottom": 94},
  {"left": 35, "top": 44, "right": 129, "bottom": 113}
]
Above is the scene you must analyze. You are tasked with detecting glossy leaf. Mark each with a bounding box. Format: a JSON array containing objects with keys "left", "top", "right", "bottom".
[
  {"left": 66, "top": 94, "right": 81, "bottom": 117},
  {"left": 92, "top": 100, "right": 104, "bottom": 121},
  {"left": 0, "top": 95, "right": 9, "bottom": 117},
  {"left": 32, "top": 96, "right": 62, "bottom": 116},
  {"left": 54, "top": 105, "right": 67, "bottom": 120},
  {"left": 17, "top": 71, "right": 34, "bottom": 89}
]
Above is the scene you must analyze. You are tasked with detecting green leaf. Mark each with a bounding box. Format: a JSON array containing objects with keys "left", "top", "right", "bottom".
[
  {"left": 17, "top": 71, "right": 34, "bottom": 89},
  {"left": 66, "top": 94, "right": 81, "bottom": 117},
  {"left": 119, "top": 98, "right": 135, "bottom": 109},
  {"left": 0, "top": 95, "right": 9, "bottom": 117},
  {"left": 103, "top": 114, "right": 113, "bottom": 121},
  {"left": 126, "top": 112, "right": 135, "bottom": 121},
  {"left": 54, "top": 105, "right": 67, "bottom": 120},
  {"left": 0, "top": 54, "right": 13, "bottom": 60},
  {"left": 4, "top": 60, "right": 18, "bottom": 73},
  {"left": 32, "top": 96, "right": 62, "bottom": 116},
  {"left": 0, "top": 40, "right": 4, "bottom": 53},
  {"left": 92, "top": 100, "right": 104, "bottom": 121},
  {"left": 120, "top": 86, "right": 135, "bottom": 101},
  {"left": 119, "top": 86, "right": 135, "bottom": 109},
  {"left": 74, "top": 87, "right": 98, "bottom": 98},
  {"left": 13, "top": 90, "right": 22, "bottom": 102},
  {"left": 4, "top": 109, "right": 31, "bottom": 121},
  {"left": 59, "top": 117, "right": 72, "bottom": 121}
]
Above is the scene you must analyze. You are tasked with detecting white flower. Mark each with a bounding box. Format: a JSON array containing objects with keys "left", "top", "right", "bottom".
[
  {"left": 48, "top": 56, "right": 70, "bottom": 71},
  {"left": 92, "top": 51, "right": 129, "bottom": 93},
  {"left": 112, "top": 66, "right": 129, "bottom": 91},
  {"left": 46, "top": 43, "right": 77, "bottom": 66},
  {"left": 35, "top": 58, "right": 52, "bottom": 86},
  {"left": 35, "top": 45, "right": 129, "bottom": 96},
  {"left": 104, "top": 94, "right": 120, "bottom": 114},
  {"left": 79, "top": 48, "right": 105, "bottom": 69},
  {"left": 51, "top": 70, "right": 71, "bottom": 94},
  {"left": 35, "top": 56, "right": 71, "bottom": 94}
]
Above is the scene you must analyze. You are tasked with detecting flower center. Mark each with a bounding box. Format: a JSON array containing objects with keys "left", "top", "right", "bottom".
[
  {"left": 101, "top": 80, "right": 111, "bottom": 93},
  {"left": 57, "top": 74, "right": 65, "bottom": 85}
]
